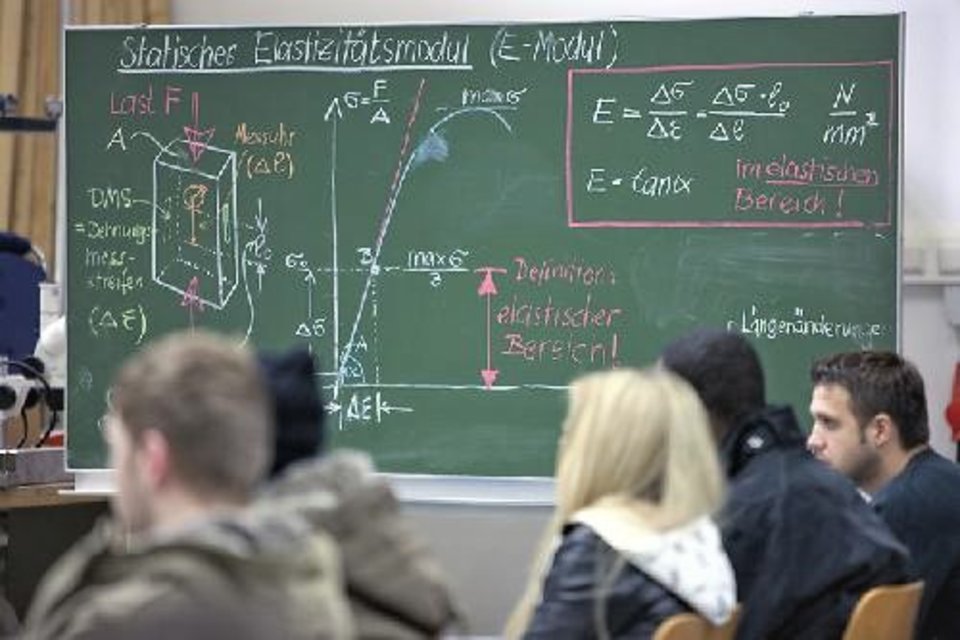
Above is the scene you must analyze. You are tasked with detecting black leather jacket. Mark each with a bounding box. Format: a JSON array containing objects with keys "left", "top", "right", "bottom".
[
  {"left": 719, "top": 406, "right": 911, "bottom": 640},
  {"left": 523, "top": 524, "right": 690, "bottom": 639}
]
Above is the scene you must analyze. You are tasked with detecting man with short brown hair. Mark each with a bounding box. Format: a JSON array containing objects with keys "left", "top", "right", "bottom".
[
  {"left": 106, "top": 329, "right": 273, "bottom": 533},
  {"left": 24, "top": 331, "right": 352, "bottom": 639},
  {"left": 810, "top": 351, "right": 960, "bottom": 639}
]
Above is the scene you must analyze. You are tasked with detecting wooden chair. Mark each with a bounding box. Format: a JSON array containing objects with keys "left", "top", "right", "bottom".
[
  {"left": 653, "top": 606, "right": 740, "bottom": 640},
  {"left": 652, "top": 614, "right": 704, "bottom": 640},
  {"left": 842, "top": 581, "right": 924, "bottom": 640}
]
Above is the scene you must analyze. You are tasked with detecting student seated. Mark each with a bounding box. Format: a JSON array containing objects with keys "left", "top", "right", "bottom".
[
  {"left": 809, "top": 351, "right": 960, "bottom": 640},
  {"left": 258, "top": 347, "right": 461, "bottom": 639},
  {"left": 506, "top": 368, "right": 737, "bottom": 639},
  {"left": 22, "top": 331, "right": 352, "bottom": 640},
  {"left": 661, "top": 328, "right": 909, "bottom": 640}
]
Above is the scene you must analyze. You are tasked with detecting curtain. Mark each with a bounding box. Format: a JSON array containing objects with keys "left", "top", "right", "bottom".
[
  {"left": 0, "top": 0, "right": 60, "bottom": 272},
  {"left": 69, "top": 0, "right": 170, "bottom": 25},
  {"left": 0, "top": 0, "right": 169, "bottom": 278},
  {"left": 0, "top": 0, "right": 168, "bottom": 446}
]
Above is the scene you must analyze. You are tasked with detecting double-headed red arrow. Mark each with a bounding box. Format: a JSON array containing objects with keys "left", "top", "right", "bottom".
[{"left": 476, "top": 267, "right": 506, "bottom": 390}]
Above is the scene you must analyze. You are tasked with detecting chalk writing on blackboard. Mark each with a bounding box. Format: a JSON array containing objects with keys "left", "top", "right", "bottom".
[
  {"left": 727, "top": 304, "right": 887, "bottom": 348},
  {"left": 567, "top": 61, "right": 894, "bottom": 228},
  {"left": 67, "top": 19, "right": 901, "bottom": 474}
]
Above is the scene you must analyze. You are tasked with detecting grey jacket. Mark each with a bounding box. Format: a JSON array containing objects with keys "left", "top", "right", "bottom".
[
  {"left": 23, "top": 504, "right": 353, "bottom": 639},
  {"left": 261, "top": 450, "right": 461, "bottom": 638}
]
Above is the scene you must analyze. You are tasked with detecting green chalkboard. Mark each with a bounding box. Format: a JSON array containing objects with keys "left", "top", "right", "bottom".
[{"left": 66, "top": 15, "right": 902, "bottom": 475}]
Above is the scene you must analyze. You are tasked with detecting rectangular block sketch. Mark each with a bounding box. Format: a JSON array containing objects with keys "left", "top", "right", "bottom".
[{"left": 151, "top": 140, "right": 238, "bottom": 310}]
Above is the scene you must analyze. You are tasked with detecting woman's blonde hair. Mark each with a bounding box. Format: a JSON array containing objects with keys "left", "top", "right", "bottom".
[{"left": 505, "top": 367, "right": 725, "bottom": 637}]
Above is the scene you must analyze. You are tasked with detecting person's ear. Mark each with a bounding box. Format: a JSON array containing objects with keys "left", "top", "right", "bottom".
[
  {"left": 869, "top": 413, "right": 896, "bottom": 447},
  {"left": 138, "top": 428, "right": 172, "bottom": 489}
]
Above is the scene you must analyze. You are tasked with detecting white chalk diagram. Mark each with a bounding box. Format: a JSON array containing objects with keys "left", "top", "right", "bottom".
[
  {"left": 317, "top": 83, "right": 572, "bottom": 430},
  {"left": 132, "top": 83, "right": 568, "bottom": 432},
  {"left": 151, "top": 139, "right": 239, "bottom": 311}
]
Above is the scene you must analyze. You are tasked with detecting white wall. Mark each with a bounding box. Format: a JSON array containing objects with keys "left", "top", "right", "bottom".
[
  {"left": 405, "top": 503, "right": 551, "bottom": 636},
  {"left": 169, "top": 1, "right": 960, "bottom": 633}
]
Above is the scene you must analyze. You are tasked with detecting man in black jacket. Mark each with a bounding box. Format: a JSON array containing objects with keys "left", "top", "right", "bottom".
[
  {"left": 661, "top": 328, "right": 909, "bottom": 640},
  {"left": 809, "top": 351, "right": 960, "bottom": 640}
]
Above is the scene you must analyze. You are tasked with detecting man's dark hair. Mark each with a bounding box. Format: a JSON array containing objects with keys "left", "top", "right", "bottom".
[
  {"left": 660, "top": 328, "right": 766, "bottom": 433},
  {"left": 810, "top": 351, "right": 929, "bottom": 449}
]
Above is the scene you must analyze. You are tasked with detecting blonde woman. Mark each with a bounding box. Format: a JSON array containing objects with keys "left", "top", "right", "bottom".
[{"left": 506, "top": 368, "right": 736, "bottom": 639}]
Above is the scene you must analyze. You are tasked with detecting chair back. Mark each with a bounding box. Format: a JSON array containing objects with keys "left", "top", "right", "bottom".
[
  {"left": 842, "top": 581, "right": 924, "bottom": 640},
  {"left": 653, "top": 613, "right": 703, "bottom": 640},
  {"left": 653, "top": 606, "right": 740, "bottom": 640}
]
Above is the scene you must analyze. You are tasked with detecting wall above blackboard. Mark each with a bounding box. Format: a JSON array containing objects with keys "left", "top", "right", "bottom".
[{"left": 66, "top": 15, "right": 901, "bottom": 475}]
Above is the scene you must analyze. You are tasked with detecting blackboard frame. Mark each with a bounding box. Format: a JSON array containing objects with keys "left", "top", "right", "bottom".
[{"left": 68, "top": 14, "right": 904, "bottom": 502}]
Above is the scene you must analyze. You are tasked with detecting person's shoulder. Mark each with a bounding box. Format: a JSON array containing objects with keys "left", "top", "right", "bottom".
[
  {"left": 264, "top": 449, "right": 388, "bottom": 516},
  {"left": 24, "top": 570, "right": 203, "bottom": 640},
  {"left": 765, "top": 446, "right": 862, "bottom": 496},
  {"left": 550, "top": 524, "right": 680, "bottom": 602},
  {"left": 726, "top": 447, "right": 873, "bottom": 530},
  {"left": 550, "top": 523, "right": 647, "bottom": 582},
  {"left": 729, "top": 446, "right": 851, "bottom": 502},
  {"left": 127, "top": 515, "right": 323, "bottom": 601},
  {"left": 535, "top": 525, "right": 609, "bottom": 608},
  {"left": 908, "top": 449, "right": 960, "bottom": 484},
  {"left": 880, "top": 450, "right": 960, "bottom": 500},
  {"left": 796, "top": 450, "right": 862, "bottom": 489},
  {"left": 118, "top": 541, "right": 248, "bottom": 599},
  {"left": 139, "top": 528, "right": 352, "bottom": 637},
  {"left": 876, "top": 450, "right": 960, "bottom": 521},
  {"left": 95, "top": 598, "right": 290, "bottom": 640},
  {"left": 24, "top": 523, "right": 159, "bottom": 639},
  {"left": 555, "top": 523, "right": 606, "bottom": 561}
]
